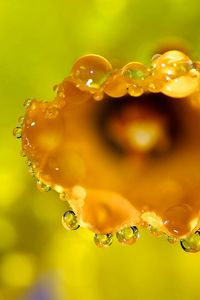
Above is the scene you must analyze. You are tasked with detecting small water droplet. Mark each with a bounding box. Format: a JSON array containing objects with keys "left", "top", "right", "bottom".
[
  {"left": 26, "top": 159, "right": 32, "bottom": 167},
  {"left": 28, "top": 166, "right": 35, "bottom": 177},
  {"left": 128, "top": 85, "right": 144, "bottom": 97},
  {"left": 13, "top": 127, "right": 22, "bottom": 139},
  {"left": 20, "top": 150, "right": 26, "bottom": 157},
  {"left": 93, "top": 91, "right": 104, "bottom": 101},
  {"left": 167, "top": 235, "right": 178, "bottom": 244},
  {"left": 180, "top": 231, "right": 200, "bottom": 253},
  {"left": 18, "top": 116, "right": 24, "bottom": 125},
  {"left": 94, "top": 233, "right": 113, "bottom": 248},
  {"left": 148, "top": 225, "right": 163, "bottom": 237},
  {"left": 45, "top": 107, "right": 59, "bottom": 119},
  {"left": 53, "top": 84, "right": 59, "bottom": 92},
  {"left": 116, "top": 226, "right": 139, "bottom": 245},
  {"left": 37, "top": 180, "right": 51, "bottom": 192},
  {"left": 151, "top": 54, "right": 161, "bottom": 62},
  {"left": 62, "top": 211, "right": 80, "bottom": 230},
  {"left": 59, "top": 192, "right": 66, "bottom": 201},
  {"left": 24, "top": 99, "right": 32, "bottom": 109}
]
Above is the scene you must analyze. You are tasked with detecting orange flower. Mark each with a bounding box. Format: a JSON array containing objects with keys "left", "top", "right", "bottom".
[{"left": 14, "top": 51, "right": 200, "bottom": 252}]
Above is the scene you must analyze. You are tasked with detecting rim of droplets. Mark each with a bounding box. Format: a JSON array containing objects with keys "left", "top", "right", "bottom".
[{"left": 14, "top": 50, "right": 200, "bottom": 252}]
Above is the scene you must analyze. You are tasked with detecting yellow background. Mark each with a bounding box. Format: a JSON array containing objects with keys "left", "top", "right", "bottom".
[{"left": 0, "top": 0, "right": 200, "bottom": 299}]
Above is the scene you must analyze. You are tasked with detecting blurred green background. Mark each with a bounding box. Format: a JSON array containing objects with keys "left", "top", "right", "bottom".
[{"left": 1, "top": 0, "right": 200, "bottom": 299}]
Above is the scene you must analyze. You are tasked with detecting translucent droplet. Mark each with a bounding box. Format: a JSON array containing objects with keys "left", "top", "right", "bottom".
[
  {"left": 45, "top": 107, "right": 59, "bottom": 119},
  {"left": 93, "top": 91, "right": 104, "bottom": 101},
  {"left": 20, "top": 150, "right": 26, "bottom": 157},
  {"left": 116, "top": 226, "right": 139, "bottom": 245},
  {"left": 24, "top": 99, "right": 32, "bottom": 109},
  {"left": 71, "top": 54, "right": 112, "bottom": 92},
  {"left": 62, "top": 211, "right": 80, "bottom": 231},
  {"left": 13, "top": 127, "right": 22, "bottom": 139},
  {"left": 94, "top": 233, "right": 113, "bottom": 248},
  {"left": 122, "top": 62, "right": 148, "bottom": 83},
  {"left": 18, "top": 116, "right": 24, "bottom": 125},
  {"left": 180, "top": 231, "right": 200, "bottom": 253},
  {"left": 167, "top": 235, "right": 178, "bottom": 244},
  {"left": 28, "top": 166, "right": 35, "bottom": 177},
  {"left": 148, "top": 225, "right": 163, "bottom": 237},
  {"left": 26, "top": 159, "right": 32, "bottom": 167},
  {"left": 59, "top": 192, "right": 66, "bottom": 201},
  {"left": 37, "top": 180, "right": 51, "bottom": 192},
  {"left": 128, "top": 85, "right": 144, "bottom": 97}
]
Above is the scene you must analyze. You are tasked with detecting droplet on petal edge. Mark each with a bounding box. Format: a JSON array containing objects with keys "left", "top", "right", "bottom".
[
  {"left": 13, "top": 127, "right": 22, "bottom": 139},
  {"left": 24, "top": 99, "right": 32, "bottom": 108},
  {"left": 62, "top": 211, "right": 80, "bottom": 231},
  {"left": 36, "top": 180, "right": 51, "bottom": 192},
  {"left": 116, "top": 226, "right": 139, "bottom": 245},
  {"left": 180, "top": 231, "right": 200, "bottom": 253},
  {"left": 94, "top": 233, "right": 113, "bottom": 248}
]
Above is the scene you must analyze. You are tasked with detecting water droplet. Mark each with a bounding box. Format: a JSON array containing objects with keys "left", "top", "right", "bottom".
[
  {"left": 94, "top": 233, "right": 113, "bottom": 248},
  {"left": 26, "top": 159, "right": 32, "bottom": 167},
  {"left": 37, "top": 180, "right": 51, "bottom": 192},
  {"left": 59, "top": 192, "right": 66, "bottom": 201},
  {"left": 180, "top": 231, "right": 200, "bottom": 253},
  {"left": 167, "top": 235, "right": 178, "bottom": 244},
  {"left": 148, "top": 225, "right": 163, "bottom": 237},
  {"left": 93, "top": 91, "right": 104, "bottom": 101},
  {"left": 62, "top": 211, "right": 80, "bottom": 231},
  {"left": 128, "top": 85, "right": 144, "bottom": 97},
  {"left": 20, "top": 150, "right": 26, "bottom": 157},
  {"left": 163, "top": 204, "right": 194, "bottom": 236},
  {"left": 45, "top": 107, "right": 59, "bottom": 119},
  {"left": 24, "top": 99, "right": 32, "bottom": 109},
  {"left": 116, "top": 226, "right": 139, "bottom": 245},
  {"left": 18, "top": 116, "right": 24, "bottom": 125},
  {"left": 151, "top": 53, "right": 161, "bottom": 62},
  {"left": 71, "top": 55, "right": 112, "bottom": 92},
  {"left": 122, "top": 62, "right": 148, "bottom": 82},
  {"left": 13, "top": 127, "right": 22, "bottom": 139},
  {"left": 28, "top": 166, "right": 35, "bottom": 177}
]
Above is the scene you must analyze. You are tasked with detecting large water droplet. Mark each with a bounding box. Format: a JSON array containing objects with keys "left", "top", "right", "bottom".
[
  {"left": 180, "top": 231, "right": 200, "bottom": 253},
  {"left": 94, "top": 233, "right": 113, "bottom": 248},
  {"left": 116, "top": 226, "right": 139, "bottom": 245},
  {"left": 62, "top": 211, "right": 80, "bottom": 231},
  {"left": 71, "top": 55, "right": 112, "bottom": 92}
]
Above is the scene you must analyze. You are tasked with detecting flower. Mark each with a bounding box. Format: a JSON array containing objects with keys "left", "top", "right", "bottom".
[{"left": 15, "top": 51, "right": 200, "bottom": 251}]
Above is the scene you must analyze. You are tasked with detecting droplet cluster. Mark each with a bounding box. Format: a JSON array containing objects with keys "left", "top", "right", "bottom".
[
  {"left": 13, "top": 51, "right": 200, "bottom": 253},
  {"left": 69, "top": 51, "right": 200, "bottom": 100}
]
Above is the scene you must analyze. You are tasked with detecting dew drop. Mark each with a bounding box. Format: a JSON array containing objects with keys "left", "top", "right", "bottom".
[
  {"left": 59, "top": 192, "right": 70, "bottom": 201},
  {"left": 62, "top": 211, "right": 80, "bottom": 231},
  {"left": 24, "top": 99, "right": 32, "bottom": 109},
  {"left": 180, "top": 231, "right": 200, "bottom": 253},
  {"left": 37, "top": 180, "right": 51, "bottom": 192},
  {"left": 94, "top": 233, "right": 113, "bottom": 248},
  {"left": 116, "top": 226, "right": 139, "bottom": 245},
  {"left": 128, "top": 85, "right": 144, "bottom": 97},
  {"left": 20, "top": 150, "right": 26, "bottom": 157},
  {"left": 13, "top": 127, "right": 22, "bottom": 139},
  {"left": 28, "top": 166, "right": 35, "bottom": 177},
  {"left": 93, "top": 91, "right": 104, "bottom": 101},
  {"left": 167, "top": 235, "right": 178, "bottom": 244},
  {"left": 26, "top": 159, "right": 32, "bottom": 167},
  {"left": 148, "top": 225, "right": 163, "bottom": 237},
  {"left": 18, "top": 116, "right": 25, "bottom": 125},
  {"left": 71, "top": 54, "right": 112, "bottom": 93}
]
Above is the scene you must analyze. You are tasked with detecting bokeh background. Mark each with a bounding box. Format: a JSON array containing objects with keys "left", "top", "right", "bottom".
[{"left": 1, "top": 0, "right": 200, "bottom": 299}]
